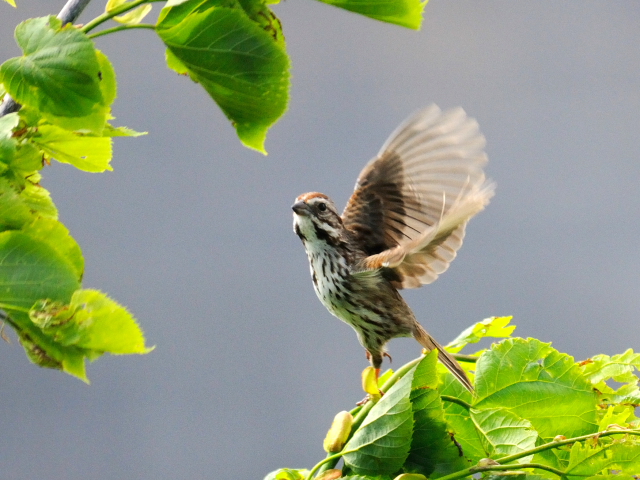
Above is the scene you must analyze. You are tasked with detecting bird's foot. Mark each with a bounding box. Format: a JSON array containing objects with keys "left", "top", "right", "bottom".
[
  {"left": 356, "top": 390, "right": 385, "bottom": 406},
  {"left": 365, "top": 350, "right": 392, "bottom": 364}
]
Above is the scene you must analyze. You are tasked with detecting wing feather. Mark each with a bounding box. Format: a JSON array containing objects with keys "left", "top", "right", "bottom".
[{"left": 342, "top": 105, "right": 494, "bottom": 289}]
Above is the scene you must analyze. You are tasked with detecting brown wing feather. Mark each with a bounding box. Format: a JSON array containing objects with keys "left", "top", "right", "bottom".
[{"left": 343, "top": 105, "right": 495, "bottom": 289}]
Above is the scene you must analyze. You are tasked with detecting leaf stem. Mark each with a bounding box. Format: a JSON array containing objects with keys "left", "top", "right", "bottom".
[
  {"left": 87, "top": 23, "right": 156, "bottom": 39},
  {"left": 436, "top": 428, "right": 640, "bottom": 480},
  {"left": 452, "top": 353, "right": 478, "bottom": 363},
  {"left": 441, "top": 395, "right": 472, "bottom": 410},
  {"left": 305, "top": 452, "right": 347, "bottom": 480},
  {"left": 495, "top": 428, "right": 640, "bottom": 465},
  {"left": 470, "top": 462, "right": 566, "bottom": 477},
  {"left": 81, "top": 0, "right": 164, "bottom": 34},
  {"left": 0, "top": 303, "right": 31, "bottom": 314}
]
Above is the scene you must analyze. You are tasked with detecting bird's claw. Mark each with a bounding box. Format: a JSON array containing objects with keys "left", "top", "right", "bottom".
[
  {"left": 355, "top": 390, "right": 385, "bottom": 406},
  {"left": 364, "top": 350, "right": 392, "bottom": 364}
]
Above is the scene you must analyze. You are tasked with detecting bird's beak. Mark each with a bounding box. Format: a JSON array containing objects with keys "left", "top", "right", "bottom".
[{"left": 292, "top": 200, "right": 310, "bottom": 216}]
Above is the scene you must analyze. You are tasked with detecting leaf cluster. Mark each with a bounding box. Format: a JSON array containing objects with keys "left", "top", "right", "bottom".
[
  {"left": 0, "top": 14, "right": 150, "bottom": 381},
  {"left": 1, "top": 0, "right": 427, "bottom": 379},
  {"left": 266, "top": 318, "right": 640, "bottom": 480}
]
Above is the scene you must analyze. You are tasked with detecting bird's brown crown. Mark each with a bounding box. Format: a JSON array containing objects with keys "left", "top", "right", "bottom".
[{"left": 296, "top": 192, "right": 329, "bottom": 203}]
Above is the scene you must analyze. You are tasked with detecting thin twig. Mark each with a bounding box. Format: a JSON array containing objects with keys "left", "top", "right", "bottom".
[
  {"left": 87, "top": 23, "right": 156, "bottom": 39},
  {"left": 436, "top": 428, "right": 640, "bottom": 480},
  {"left": 452, "top": 353, "right": 479, "bottom": 363},
  {"left": 441, "top": 395, "right": 472, "bottom": 410},
  {"left": 470, "top": 462, "right": 566, "bottom": 477}
]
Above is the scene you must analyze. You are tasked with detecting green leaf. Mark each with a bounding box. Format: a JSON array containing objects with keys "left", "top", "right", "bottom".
[
  {"left": 106, "top": 0, "right": 129, "bottom": 10},
  {"left": 566, "top": 442, "right": 640, "bottom": 477},
  {"left": 483, "top": 476, "right": 552, "bottom": 480},
  {"left": 594, "top": 380, "right": 640, "bottom": 407},
  {"left": 10, "top": 141, "right": 43, "bottom": 174},
  {"left": 473, "top": 338, "right": 598, "bottom": 440},
  {"left": 29, "top": 289, "right": 152, "bottom": 354},
  {"left": 236, "top": 0, "right": 286, "bottom": 48},
  {"left": 0, "top": 112, "right": 19, "bottom": 165},
  {"left": 378, "top": 368, "right": 394, "bottom": 387},
  {"left": 33, "top": 124, "right": 112, "bottom": 172},
  {"left": 313, "top": 0, "right": 427, "bottom": 30},
  {"left": 0, "top": 17, "right": 103, "bottom": 118},
  {"left": 0, "top": 230, "right": 80, "bottom": 312},
  {"left": 446, "top": 316, "right": 515, "bottom": 354},
  {"left": 439, "top": 373, "right": 486, "bottom": 463},
  {"left": 165, "top": 48, "right": 189, "bottom": 75},
  {"left": 584, "top": 475, "right": 635, "bottom": 480},
  {"left": 406, "top": 351, "right": 470, "bottom": 476},
  {"left": 262, "top": 468, "right": 309, "bottom": 480},
  {"left": 0, "top": 178, "right": 34, "bottom": 230},
  {"left": 103, "top": 124, "right": 147, "bottom": 137},
  {"left": 20, "top": 218, "right": 83, "bottom": 278},
  {"left": 470, "top": 407, "right": 538, "bottom": 462},
  {"left": 157, "top": 0, "right": 290, "bottom": 153},
  {"left": 530, "top": 444, "right": 565, "bottom": 478},
  {"left": 580, "top": 349, "right": 640, "bottom": 384},
  {"left": 597, "top": 406, "right": 633, "bottom": 431},
  {"left": 49, "top": 50, "right": 116, "bottom": 134},
  {"left": 114, "top": 4, "right": 153, "bottom": 24},
  {"left": 9, "top": 309, "right": 90, "bottom": 380},
  {"left": 342, "top": 362, "right": 414, "bottom": 475},
  {"left": 18, "top": 179, "right": 58, "bottom": 220}
]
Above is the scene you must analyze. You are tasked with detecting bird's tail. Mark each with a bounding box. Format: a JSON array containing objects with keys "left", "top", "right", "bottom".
[{"left": 413, "top": 323, "right": 474, "bottom": 392}]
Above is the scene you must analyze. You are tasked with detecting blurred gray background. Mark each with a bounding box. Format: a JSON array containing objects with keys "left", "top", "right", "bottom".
[{"left": 1, "top": 1, "right": 639, "bottom": 479}]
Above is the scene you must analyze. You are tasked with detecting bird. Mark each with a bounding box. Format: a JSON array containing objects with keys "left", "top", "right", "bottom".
[{"left": 292, "top": 105, "right": 494, "bottom": 392}]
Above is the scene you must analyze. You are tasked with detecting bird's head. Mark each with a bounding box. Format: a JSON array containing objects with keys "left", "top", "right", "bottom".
[{"left": 292, "top": 192, "right": 343, "bottom": 245}]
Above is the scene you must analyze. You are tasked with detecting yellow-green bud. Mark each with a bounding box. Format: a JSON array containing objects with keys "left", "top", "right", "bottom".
[
  {"left": 323, "top": 411, "right": 353, "bottom": 453},
  {"left": 477, "top": 458, "right": 500, "bottom": 467},
  {"left": 315, "top": 469, "right": 342, "bottom": 480},
  {"left": 393, "top": 474, "right": 428, "bottom": 480},
  {"left": 361, "top": 366, "right": 381, "bottom": 397}
]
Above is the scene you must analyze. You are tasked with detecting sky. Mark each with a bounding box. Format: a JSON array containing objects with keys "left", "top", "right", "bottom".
[{"left": 1, "top": 1, "right": 639, "bottom": 479}]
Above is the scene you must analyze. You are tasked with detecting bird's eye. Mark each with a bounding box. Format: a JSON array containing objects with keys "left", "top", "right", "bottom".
[{"left": 317, "top": 202, "right": 327, "bottom": 212}]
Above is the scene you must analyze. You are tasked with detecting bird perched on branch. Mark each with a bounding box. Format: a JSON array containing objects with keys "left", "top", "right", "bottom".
[{"left": 292, "top": 105, "right": 494, "bottom": 392}]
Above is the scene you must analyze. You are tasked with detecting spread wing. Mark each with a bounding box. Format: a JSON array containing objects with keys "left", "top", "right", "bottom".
[{"left": 342, "top": 105, "right": 495, "bottom": 289}]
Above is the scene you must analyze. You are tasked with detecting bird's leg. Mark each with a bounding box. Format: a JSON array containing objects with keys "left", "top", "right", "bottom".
[{"left": 366, "top": 349, "right": 392, "bottom": 365}]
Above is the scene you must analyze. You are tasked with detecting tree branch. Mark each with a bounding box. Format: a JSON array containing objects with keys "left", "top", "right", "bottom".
[{"left": 57, "top": 0, "right": 93, "bottom": 24}]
